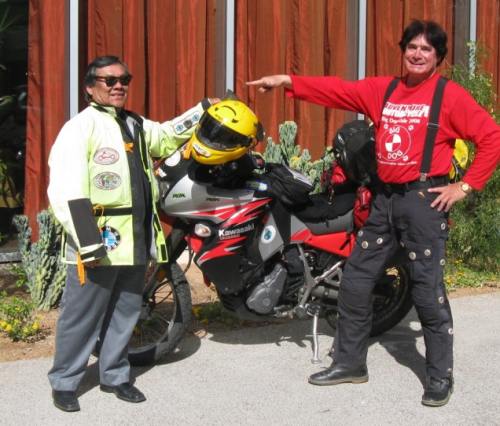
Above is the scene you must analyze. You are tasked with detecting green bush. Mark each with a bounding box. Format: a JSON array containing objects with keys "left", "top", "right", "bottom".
[
  {"left": 447, "top": 170, "right": 499, "bottom": 272},
  {"left": 0, "top": 291, "right": 41, "bottom": 342},
  {"left": 12, "top": 210, "right": 67, "bottom": 310},
  {"left": 446, "top": 42, "right": 499, "bottom": 274},
  {"left": 444, "top": 259, "right": 498, "bottom": 289}
]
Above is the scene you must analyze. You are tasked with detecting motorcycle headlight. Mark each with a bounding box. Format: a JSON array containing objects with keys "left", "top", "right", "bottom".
[{"left": 194, "top": 223, "right": 212, "bottom": 238}]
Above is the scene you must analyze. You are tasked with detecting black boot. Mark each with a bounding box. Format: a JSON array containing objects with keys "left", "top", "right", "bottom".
[
  {"left": 100, "top": 383, "right": 146, "bottom": 403},
  {"left": 52, "top": 390, "right": 80, "bottom": 412},
  {"left": 308, "top": 363, "right": 368, "bottom": 386},
  {"left": 421, "top": 376, "right": 454, "bottom": 407}
]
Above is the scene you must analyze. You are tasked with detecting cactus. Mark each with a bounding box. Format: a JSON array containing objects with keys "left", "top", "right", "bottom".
[
  {"left": 262, "top": 135, "right": 283, "bottom": 164},
  {"left": 12, "top": 210, "right": 67, "bottom": 311},
  {"left": 263, "top": 121, "right": 335, "bottom": 193}
]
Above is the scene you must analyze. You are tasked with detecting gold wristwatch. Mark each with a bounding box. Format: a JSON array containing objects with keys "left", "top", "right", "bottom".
[{"left": 460, "top": 181, "right": 473, "bottom": 195}]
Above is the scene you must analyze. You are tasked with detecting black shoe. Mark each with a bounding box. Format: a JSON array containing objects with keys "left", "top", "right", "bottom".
[
  {"left": 52, "top": 390, "right": 80, "bottom": 412},
  {"left": 421, "top": 376, "right": 454, "bottom": 407},
  {"left": 100, "top": 383, "right": 146, "bottom": 403},
  {"left": 308, "top": 363, "right": 368, "bottom": 386}
]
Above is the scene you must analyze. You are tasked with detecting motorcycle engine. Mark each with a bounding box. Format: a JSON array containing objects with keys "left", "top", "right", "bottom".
[
  {"left": 245, "top": 246, "right": 307, "bottom": 315},
  {"left": 246, "top": 262, "right": 287, "bottom": 314}
]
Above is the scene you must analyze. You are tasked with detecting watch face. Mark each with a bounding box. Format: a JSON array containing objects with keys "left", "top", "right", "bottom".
[{"left": 461, "top": 183, "right": 471, "bottom": 193}]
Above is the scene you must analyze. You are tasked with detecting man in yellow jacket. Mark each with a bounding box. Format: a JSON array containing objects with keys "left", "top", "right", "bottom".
[{"left": 47, "top": 55, "right": 210, "bottom": 412}]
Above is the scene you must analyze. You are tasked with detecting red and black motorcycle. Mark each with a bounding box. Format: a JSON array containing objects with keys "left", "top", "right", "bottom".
[{"left": 127, "top": 146, "right": 413, "bottom": 366}]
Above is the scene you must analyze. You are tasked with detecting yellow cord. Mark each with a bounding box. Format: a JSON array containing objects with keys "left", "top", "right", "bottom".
[{"left": 76, "top": 253, "right": 86, "bottom": 286}]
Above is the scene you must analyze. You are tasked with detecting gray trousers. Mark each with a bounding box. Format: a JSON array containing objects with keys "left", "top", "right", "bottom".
[
  {"left": 333, "top": 188, "right": 453, "bottom": 379},
  {"left": 48, "top": 264, "right": 146, "bottom": 391}
]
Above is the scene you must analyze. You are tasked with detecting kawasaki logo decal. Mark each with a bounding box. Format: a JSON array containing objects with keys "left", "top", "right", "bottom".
[{"left": 219, "top": 223, "right": 255, "bottom": 240}]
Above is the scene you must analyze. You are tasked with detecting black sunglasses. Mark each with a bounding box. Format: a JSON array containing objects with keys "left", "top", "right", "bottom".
[{"left": 95, "top": 74, "right": 133, "bottom": 87}]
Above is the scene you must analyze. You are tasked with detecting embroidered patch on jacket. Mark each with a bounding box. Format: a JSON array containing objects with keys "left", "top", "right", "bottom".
[
  {"left": 172, "top": 111, "right": 202, "bottom": 135},
  {"left": 93, "top": 172, "right": 122, "bottom": 190},
  {"left": 93, "top": 147, "right": 119, "bottom": 165},
  {"left": 100, "top": 226, "right": 121, "bottom": 251}
]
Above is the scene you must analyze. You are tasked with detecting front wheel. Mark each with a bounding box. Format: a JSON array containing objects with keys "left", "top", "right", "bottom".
[
  {"left": 128, "top": 261, "right": 192, "bottom": 366},
  {"left": 325, "top": 264, "right": 412, "bottom": 337}
]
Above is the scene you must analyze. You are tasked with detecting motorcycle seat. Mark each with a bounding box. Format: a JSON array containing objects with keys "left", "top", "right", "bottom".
[
  {"left": 294, "top": 192, "right": 355, "bottom": 235},
  {"left": 294, "top": 192, "right": 355, "bottom": 222}
]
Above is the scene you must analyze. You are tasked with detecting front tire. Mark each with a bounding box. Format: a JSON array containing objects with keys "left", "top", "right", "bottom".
[
  {"left": 370, "top": 264, "right": 412, "bottom": 336},
  {"left": 128, "top": 261, "right": 192, "bottom": 366}
]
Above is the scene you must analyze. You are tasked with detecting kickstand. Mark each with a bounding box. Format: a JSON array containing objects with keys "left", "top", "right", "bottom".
[{"left": 308, "top": 305, "right": 321, "bottom": 364}]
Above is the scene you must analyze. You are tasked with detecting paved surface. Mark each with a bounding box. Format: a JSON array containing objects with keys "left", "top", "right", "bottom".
[{"left": 1, "top": 292, "right": 500, "bottom": 425}]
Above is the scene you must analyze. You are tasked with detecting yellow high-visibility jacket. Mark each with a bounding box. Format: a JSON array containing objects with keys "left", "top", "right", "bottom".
[{"left": 47, "top": 101, "right": 205, "bottom": 265}]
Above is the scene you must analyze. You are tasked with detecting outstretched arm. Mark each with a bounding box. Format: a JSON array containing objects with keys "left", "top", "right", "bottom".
[{"left": 246, "top": 75, "right": 292, "bottom": 93}]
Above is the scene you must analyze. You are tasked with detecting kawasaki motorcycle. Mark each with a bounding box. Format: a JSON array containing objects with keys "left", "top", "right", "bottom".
[{"left": 127, "top": 151, "right": 413, "bottom": 366}]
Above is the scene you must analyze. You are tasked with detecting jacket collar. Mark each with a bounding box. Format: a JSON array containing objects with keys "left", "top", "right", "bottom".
[{"left": 90, "top": 102, "right": 123, "bottom": 118}]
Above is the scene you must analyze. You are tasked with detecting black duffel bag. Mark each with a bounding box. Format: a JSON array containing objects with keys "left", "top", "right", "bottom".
[{"left": 259, "top": 163, "right": 313, "bottom": 206}]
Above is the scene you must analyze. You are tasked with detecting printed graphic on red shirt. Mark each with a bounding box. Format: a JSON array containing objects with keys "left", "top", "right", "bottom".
[{"left": 378, "top": 102, "right": 429, "bottom": 166}]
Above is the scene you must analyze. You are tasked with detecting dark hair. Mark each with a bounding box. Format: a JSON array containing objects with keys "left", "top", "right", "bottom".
[
  {"left": 399, "top": 20, "right": 448, "bottom": 65},
  {"left": 83, "top": 55, "right": 130, "bottom": 102}
]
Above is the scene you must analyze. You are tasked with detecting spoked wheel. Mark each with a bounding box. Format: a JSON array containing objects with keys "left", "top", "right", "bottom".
[
  {"left": 128, "top": 261, "right": 192, "bottom": 366},
  {"left": 325, "top": 264, "right": 412, "bottom": 337}
]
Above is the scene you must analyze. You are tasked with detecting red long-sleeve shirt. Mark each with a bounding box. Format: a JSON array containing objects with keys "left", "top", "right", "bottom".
[{"left": 288, "top": 73, "right": 500, "bottom": 189}]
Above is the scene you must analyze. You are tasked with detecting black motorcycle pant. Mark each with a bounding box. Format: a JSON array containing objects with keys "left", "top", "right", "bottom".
[{"left": 333, "top": 187, "right": 453, "bottom": 380}]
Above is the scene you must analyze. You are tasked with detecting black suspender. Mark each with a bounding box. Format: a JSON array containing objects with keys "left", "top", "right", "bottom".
[
  {"left": 381, "top": 77, "right": 400, "bottom": 113},
  {"left": 382, "top": 76, "right": 448, "bottom": 182},
  {"left": 419, "top": 76, "right": 447, "bottom": 181}
]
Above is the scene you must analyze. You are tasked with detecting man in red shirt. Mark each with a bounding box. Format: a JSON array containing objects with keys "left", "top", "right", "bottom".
[{"left": 248, "top": 20, "right": 499, "bottom": 407}]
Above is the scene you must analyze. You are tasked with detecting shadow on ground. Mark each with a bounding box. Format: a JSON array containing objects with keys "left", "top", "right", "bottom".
[{"left": 191, "top": 308, "right": 425, "bottom": 384}]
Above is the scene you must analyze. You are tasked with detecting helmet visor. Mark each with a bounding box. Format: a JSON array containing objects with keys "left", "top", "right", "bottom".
[{"left": 196, "top": 113, "right": 254, "bottom": 150}]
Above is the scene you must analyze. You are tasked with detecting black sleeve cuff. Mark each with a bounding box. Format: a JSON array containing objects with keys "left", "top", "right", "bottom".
[
  {"left": 67, "top": 198, "right": 102, "bottom": 247},
  {"left": 80, "top": 246, "right": 107, "bottom": 261},
  {"left": 201, "top": 98, "right": 212, "bottom": 110}
]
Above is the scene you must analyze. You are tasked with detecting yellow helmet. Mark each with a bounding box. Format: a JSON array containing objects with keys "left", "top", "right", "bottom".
[{"left": 187, "top": 99, "right": 264, "bottom": 165}]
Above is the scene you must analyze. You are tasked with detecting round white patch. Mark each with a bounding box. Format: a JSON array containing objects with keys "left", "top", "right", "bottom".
[
  {"left": 260, "top": 225, "right": 276, "bottom": 244},
  {"left": 101, "top": 226, "right": 121, "bottom": 251}
]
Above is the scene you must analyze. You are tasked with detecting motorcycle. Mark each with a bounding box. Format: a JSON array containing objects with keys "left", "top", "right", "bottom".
[{"left": 127, "top": 150, "right": 413, "bottom": 366}]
